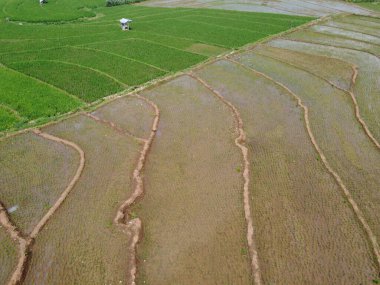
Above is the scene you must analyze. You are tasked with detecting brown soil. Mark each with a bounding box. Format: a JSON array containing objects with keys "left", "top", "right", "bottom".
[
  {"left": 91, "top": 95, "right": 156, "bottom": 141},
  {"left": 188, "top": 72, "right": 262, "bottom": 285},
  {"left": 23, "top": 115, "right": 141, "bottom": 284},
  {"left": 135, "top": 75, "right": 252, "bottom": 284},
  {"left": 113, "top": 94, "right": 160, "bottom": 285},
  {"left": 268, "top": 37, "right": 380, "bottom": 144},
  {"left": 232, "top": 52, "right": 380, "bottom": 273},
  {"left": 0, "top": 130, "right": 85, "bottom": 285},
  {"left": 0, "top": 132, "right": 80, "bottom": 234},
  {"left": 253, "top": 45, "right": 380, "bottom": 150},
  {"left": 0, "top": 226, "right": 18, "bottom": 284},
  {"left": 194, "top": 58, "right": 378, "bottom": 284}
]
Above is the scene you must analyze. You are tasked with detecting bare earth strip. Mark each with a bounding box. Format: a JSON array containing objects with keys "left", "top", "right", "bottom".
[
  {"left": 194, "top": 59, "right": 377, "bottom": 284},
  {"left": 233, "top": 52, "right": 380, "bottom": 273},
  {"left": 135, "top": 75, "right": 252, "bottom": 284},
  {"left": 113, "top": 94, "right": 160, "bottom": 285}
]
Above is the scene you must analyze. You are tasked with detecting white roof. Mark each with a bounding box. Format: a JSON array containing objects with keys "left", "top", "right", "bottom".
[{"left": 120, "top": 18, "right": 132, "bottom": 24}]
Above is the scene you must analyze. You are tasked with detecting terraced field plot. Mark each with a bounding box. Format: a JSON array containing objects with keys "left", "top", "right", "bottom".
[
  {"left": 0, "top": 4, "right": 311, "bottom": 133},
  {"left": 1, "top": 2, "right": 380, "bottom": 285}
]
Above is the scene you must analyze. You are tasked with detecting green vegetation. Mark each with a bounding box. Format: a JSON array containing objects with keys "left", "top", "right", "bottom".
[
  {"left": 357, "top": 1, "right": 380, "bottom": 11},
  {"left": 0, "top": 3, "right": 312, "bottom": 132},
  {"left": 0, "top": 67, "right": 82, "bottom": 124},
  {"left": 0, "top": 106, "right": 22, "bottom": 131},
  {"left": 9, "top": 60, "right": 124, "bottom": 102}
]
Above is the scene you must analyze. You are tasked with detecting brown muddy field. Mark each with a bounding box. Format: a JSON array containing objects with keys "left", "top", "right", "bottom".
[
  {"left": 194, "top": 59, "right": 377, "bottom": 284},
  {"left": 0, "top": 227, "right": 17, "bottom": 284},
  {"left": 1, "top": 10, "right": 380, "bottom": 285},
  {"left": 0, "top": 132, "right": 79, "bottom": 233}
]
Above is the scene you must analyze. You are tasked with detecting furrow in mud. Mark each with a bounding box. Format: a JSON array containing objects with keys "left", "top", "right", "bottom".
[
  {"left": 228, "top": 58, "right": 380, "bottom": 272},
  {"left": 113, "top": 94, "right": 160, "bottom": 285},
  {"left": 188, "top": 73, "right": 261, "bottom": 285}
]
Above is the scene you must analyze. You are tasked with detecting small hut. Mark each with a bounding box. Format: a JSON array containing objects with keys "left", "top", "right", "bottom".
[{"left": 120, "top": 18, "right": 132, "bottom": 31}]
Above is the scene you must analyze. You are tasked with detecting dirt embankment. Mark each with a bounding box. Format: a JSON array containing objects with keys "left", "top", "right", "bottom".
[
  {"left": 113, "top": 94, "right": 160, "bottom": 285},
  {"left": 1, "top": 130, "right": 85, "bottom": 285},
  {"left": 253, "top": 48, "right": 380, "bottom": 150},
  {"left": 188, "top": 72, "right": 262, "bottom": 285},
  {"left": 228, "top": 58, "right": 380, "bottom": 274}
]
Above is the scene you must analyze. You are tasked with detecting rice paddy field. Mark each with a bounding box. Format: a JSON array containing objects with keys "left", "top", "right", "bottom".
[{"left": 1, "top": 0, "right": 380, "bottom": 284}]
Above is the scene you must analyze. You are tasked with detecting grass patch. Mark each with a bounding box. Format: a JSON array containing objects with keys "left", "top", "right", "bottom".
[
  {"left": 0, "top": 106, "right": 22, "bottom": 131},
  {"left": 9, "top": 60, "right": 124, "bottom": 102},
  {"left": 357, "top": 1, "right": 380, "bottom": 12},
  {"left": 0, "top": 67, "right": 82, "bottom": 119},
  {"left": 85, "top": 38, "right": 207, "bottom": 71}
]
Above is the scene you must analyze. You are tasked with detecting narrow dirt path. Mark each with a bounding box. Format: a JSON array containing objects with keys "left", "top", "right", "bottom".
[
  {"left": 254, "top": 50, "right": 380, "bottom": 150},
  {"left": 1, "top": 130, "right": 85, "bottom": 285},
  {"left": 228, "top": 58, "right": 380, "bottom": 274},
  {"left": 84, "top": 112, "right": 147, "bottom": 143},
  {"left": 188, "top": 72, "right": 262, "bottom": 285},
  {"left": 30, "top": 130, "right": 85, "bottom": 239},
  {"left": 0, "top": 202, "right": 30, "bottom": 285},
  {"left": 113, "top": 94, "right": 160, "bottom": 285}
]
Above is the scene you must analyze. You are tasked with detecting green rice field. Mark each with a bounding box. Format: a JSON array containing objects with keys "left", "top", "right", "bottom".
[{"left": 0, "top": 2, "right": 312, "bottom": 132}]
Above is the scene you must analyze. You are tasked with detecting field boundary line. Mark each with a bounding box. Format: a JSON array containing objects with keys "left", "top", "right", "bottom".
[
  {"left": 253, "top": 49, "right": 380, "bottom": 150},
  {"left": 228, "top": 58, "right": 380, "bottom": 273},
  {"left": 0, "top": 202, "right": 30, "bottom": 285},
  {"left": 279, "top": 37, "right": 380, "bottom": 59},
  {"left": 4, "top": 130, "right": 86, "bottom": 285},
  {"left": 333, "top": 16, "right": 380, "bottom": 30},
  {"left": 324, "top": 23, "right": 380, "bottom": 39},
  {"left": 42, "top": 60, "right": 127, "bottom": 88},
  {"left": 181, "top": 12, "right": 307, "bottom": 27},
  {"left": 188, "top": 73, "right": 262, "bottom": 285},
  {"left": 302, "top": 0, "right": 360, "bottom": 14},
  {"left": 135, "top": 30, "right": 230, "bottom": 49},
  {"left": 180, "top": 8, "right": 312, "bottom": 23},
  {"left": 1, "top": 64, "right": 85, "bottom": 104},
  {"left": 179, "top": 14, "right": 291, "bottom": 29},
  {"left": 71, "top": 46, "right": 169, "bottom": 73},
  {"left": 30, "top": 129, "right": 85, "bottom": 239},
  {"left": 10, "top": 59, "right": 127, "bottom": 88},
  {"left": 172, "top": 18, "right": 269, "bottom": 36},
  {"left": 113, "top": 94, "right": 159, "bottom": 285},
  {"left": 349, "top": 65, "right": 380, "bottom": 149},
  {"left": 74, "top": 37, "right": 208, "bottom": 59},
  {"left": 84, "top": 112, "right": 147, "bottom": 143},
  {"left": 312, "top": 26, "right": 380, "bottom": 47},
  {"left": 0, "top": 104, "right": 24, "bottom": 120}
]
